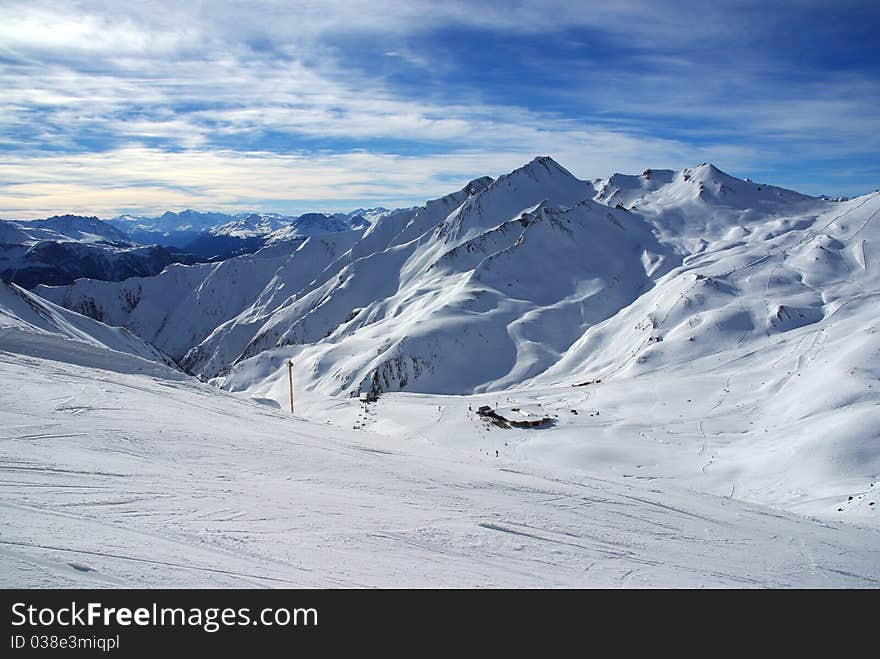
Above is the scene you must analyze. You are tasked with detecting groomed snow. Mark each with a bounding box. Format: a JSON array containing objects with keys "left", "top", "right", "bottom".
[{"left": 1, "top": 347, "right": 878, "bottom": 587}]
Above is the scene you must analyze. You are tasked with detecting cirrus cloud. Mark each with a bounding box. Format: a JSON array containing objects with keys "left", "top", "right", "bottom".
[{"left": 0, "top": 0, "right": 877, "bottom": 217}]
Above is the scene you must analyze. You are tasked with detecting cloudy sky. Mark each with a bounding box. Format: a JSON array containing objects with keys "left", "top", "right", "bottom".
[{"left": 1, "top": 0, "right": 877, "bottom": 218}]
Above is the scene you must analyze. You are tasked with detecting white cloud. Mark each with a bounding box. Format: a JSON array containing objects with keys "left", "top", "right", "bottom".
[
  {"left": 0, "top": 0, "right": 875, "bottom": 214},
  {"left": 0, "top": 134, "right": 765, "bottom": 219}
]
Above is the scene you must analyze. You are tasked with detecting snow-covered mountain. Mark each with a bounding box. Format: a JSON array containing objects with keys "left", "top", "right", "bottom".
[
  {"left": 36, "top": 232, "right": 367, "bottom": 365},
  {"left": 108, "top": 210, "right": 235, "bottom": 247},
  {"left": 0, "top": 207, "right": 382, "bottom": 289},
  {"left": 37, "top": 156, "right": 843, "bottom": 398},
  {"left": 179, "top": 215, "right": 290, "bottom": 260},
  {"left": 108, "top": 209, "right": 377, "bottom": 259},
  {"left": 345, "top": 207, "right": 390, "bottom": 223},
  {"left": 0, "top": 279, "right": 180, "bottom": 374},
  {"left": 0, "top": 221, "right": 33, "bottom": 245},
  {"left": 109, "top": 209, "right": 378, "bottom": 243},
  {"left": 7, "top": 155, "right": 880, "bottom": 586},
  {"left": 263, "top": 212, "right": 370, "bottom": 243},
  {"left": 0, "top": 215, "right": 200, "bottom": 289},
  {"left": 3, "top": 214, "right": 131, "bottom": 245}
]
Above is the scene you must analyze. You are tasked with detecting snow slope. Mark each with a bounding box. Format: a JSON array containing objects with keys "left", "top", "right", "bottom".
[
  {"left": 1, "top": 333, "right": 878, "bottom": 587},
  {"left": 537, "top": 190, "right": 880, "bottom": 384},
  {"left": 37, "top": 233, "right": 366, "bottom": 365},
  {"left": 596, "top": 163, "right": 818, "bottom": 252},
  {"left": 0, "top": 280, "right": 180, "bottom": 375},
  {"left": 0, "top": 222, "right": 33, "bottom": 245}
]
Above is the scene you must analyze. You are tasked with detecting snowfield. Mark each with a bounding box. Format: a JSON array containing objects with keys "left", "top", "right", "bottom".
[
  {"left": 4, "top": 157, "right": 880, "bottom": 587},
  {"left": 1, "top": 347, "right": 878, "bottom": 587}
]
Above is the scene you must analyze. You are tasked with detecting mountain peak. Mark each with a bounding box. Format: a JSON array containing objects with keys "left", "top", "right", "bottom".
[
  {"left": 465, "top": 176, "right": 494, "bottom": 196},
  {"left": 680, "top": 163, "right": 741, "bottom": 190},
  {"left": 520, "top": 155, "right": 575, "bottom": 178},
  {"left": 495, "top": 156, "right": 584, "bottom": 192},
  {"left": 689, "top": 163, "right": 732, "bottom": 180}
]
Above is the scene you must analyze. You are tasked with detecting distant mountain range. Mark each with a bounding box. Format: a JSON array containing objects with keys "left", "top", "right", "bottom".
[
  {"left": 0, "top": 208, "right": 385, "bottom": 288},
  {"left": 106, "top": 208, "right": 381, "bottom": 254}
]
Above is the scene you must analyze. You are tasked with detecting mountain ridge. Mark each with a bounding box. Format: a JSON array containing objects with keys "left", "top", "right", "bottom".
[{"left": 34, "top": 156, "right": 841, "bottom": 397}]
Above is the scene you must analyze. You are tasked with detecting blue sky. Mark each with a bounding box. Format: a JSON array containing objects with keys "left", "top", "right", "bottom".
[{"left": 1, "top": 0, "right": 878, "bottom": 217}]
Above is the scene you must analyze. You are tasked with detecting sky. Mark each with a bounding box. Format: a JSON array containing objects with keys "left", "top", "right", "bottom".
[{"left": 1, "top": 0, "right": 878, "bottom": 218}]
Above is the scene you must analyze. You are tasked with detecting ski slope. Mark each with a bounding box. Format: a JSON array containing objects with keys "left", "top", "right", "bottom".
[{"left": 1, "top": 343, "right": 878, "bottom": 587}]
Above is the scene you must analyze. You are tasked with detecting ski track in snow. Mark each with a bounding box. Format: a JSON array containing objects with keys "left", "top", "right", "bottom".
[{"left": 1, "top": 354, "right": 878, "bottom": 587}]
